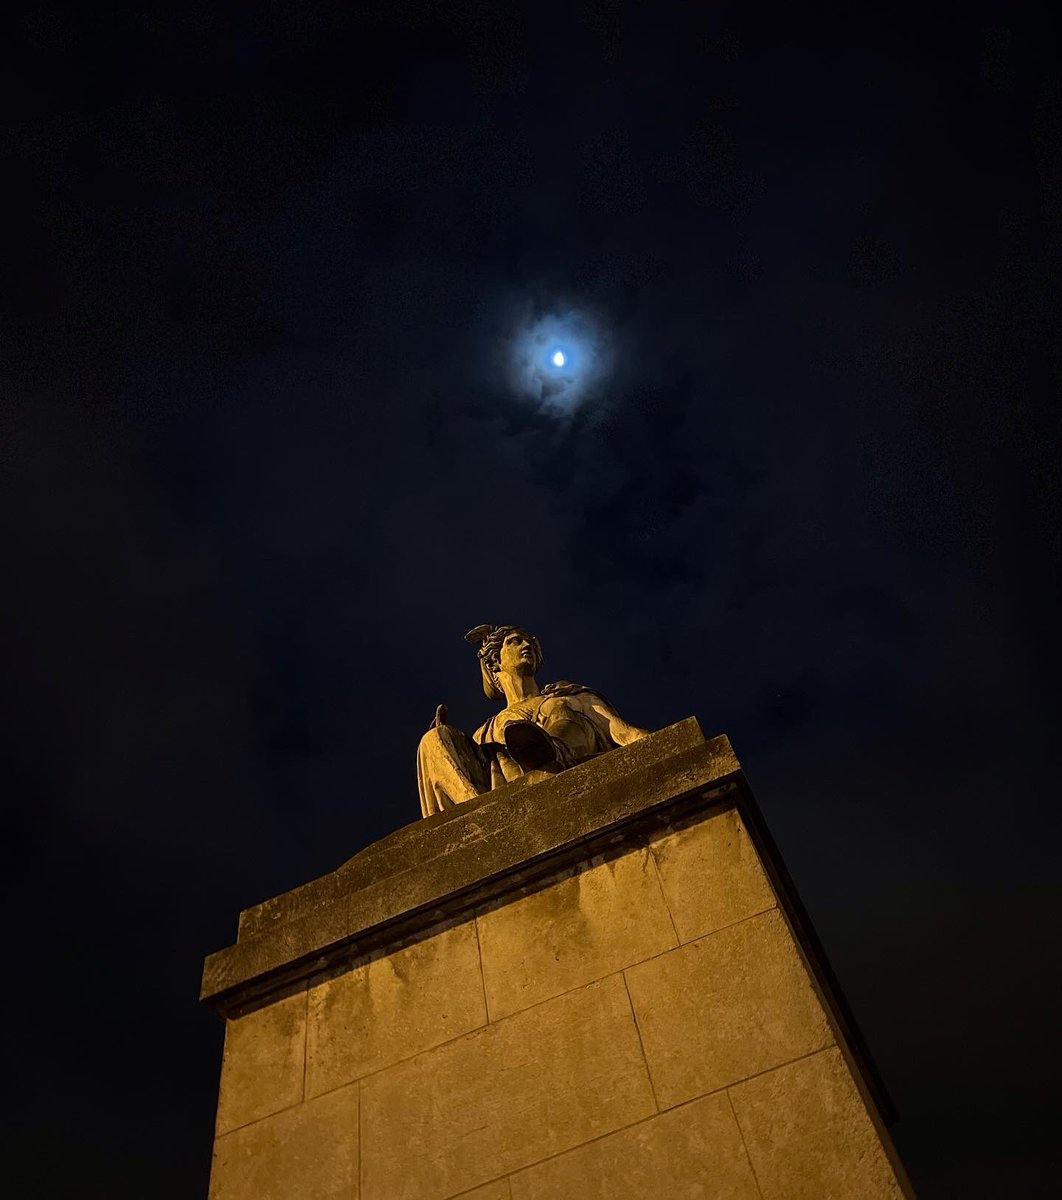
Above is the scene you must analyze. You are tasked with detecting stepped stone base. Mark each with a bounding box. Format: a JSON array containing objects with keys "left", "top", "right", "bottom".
[{"left": 201, "top": 719, "right": 914, "bottom": 1199}]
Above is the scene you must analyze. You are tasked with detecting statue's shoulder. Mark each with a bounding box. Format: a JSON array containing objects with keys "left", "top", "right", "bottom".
[
  {"left": 543, "top": 680, "right": 591, "bottom": 697},
  {"left": 543, "top": 681, "right": 611, "bottom": 706}
]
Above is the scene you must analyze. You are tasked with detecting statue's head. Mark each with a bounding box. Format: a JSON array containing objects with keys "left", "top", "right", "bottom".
[{"left": 465, "top": 624, "right": 544, "bottom": 701}]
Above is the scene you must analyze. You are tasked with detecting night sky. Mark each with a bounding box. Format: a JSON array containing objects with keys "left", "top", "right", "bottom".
[{"left": 7, "top": 3, "right": 1060, "bottom": 1196}]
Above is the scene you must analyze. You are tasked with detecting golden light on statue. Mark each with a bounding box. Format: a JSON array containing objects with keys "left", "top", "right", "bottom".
[{"left": 417, "top": 624, "right": 649, "bottom": 817}]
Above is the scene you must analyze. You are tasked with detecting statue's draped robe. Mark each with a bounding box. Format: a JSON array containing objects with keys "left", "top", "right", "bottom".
[{"left": 417, "top": 683, "right": 620, "bottom": 818}]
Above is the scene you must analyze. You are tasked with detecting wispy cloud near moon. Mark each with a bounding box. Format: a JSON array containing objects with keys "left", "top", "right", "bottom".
[{"left": 505, "top": 302, "right": 611, "bottom": 414}]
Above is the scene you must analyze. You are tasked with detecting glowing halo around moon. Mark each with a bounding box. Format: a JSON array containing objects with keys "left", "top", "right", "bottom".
[{"left": 504, "top": 305, "right": 610, "bottom": 414}]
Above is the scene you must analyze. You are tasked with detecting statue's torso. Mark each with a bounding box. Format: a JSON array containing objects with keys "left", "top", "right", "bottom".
[{"left": 473, "top": 682, "right": 615, "bottom": 760}]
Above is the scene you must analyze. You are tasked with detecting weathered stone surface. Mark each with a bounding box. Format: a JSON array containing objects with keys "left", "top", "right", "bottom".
[
  {"left": 237, "top": 717, "right": 709, "bottom": 940},
  {"left": 306, "top": 919, "right": 487, "bottom": 1097},
  {"left": 203, "top": 719, "right": 913, "bottom": 1200},
  {"left": 476, "top": 846, "right": 677, "bottom": 1020},
  {"left": 509, "top": 1090, "right": 761, "bottom": 1200},
  {"left": 729, "top": 1047, "right": 906, "bottom": 1199},
  {"left": 359, "top": 975, "right": 656, "bottom": 1200},
  {"left": 209, "top": 1082, "right": 358, "bottom": 1200},
  {"left": 215, "top": 988, "right": 306, "bottom": 1135},
  {"left": 625, "top": 908, "right": 833, "bottom": 1109},
  {"left": 651, "top": 806, "right": 776, "bottom": 943},
  {"left": 203, "top": 723, "right": 742, "bottom": 1012},
  {"left": 451, "top": 1182, "right": 512, "bottom": 1200}
]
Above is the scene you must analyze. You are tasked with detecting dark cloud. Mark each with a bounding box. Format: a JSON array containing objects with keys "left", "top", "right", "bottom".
[{"left": 4, "top": 3, "right": 1060, "bottom": 1196}]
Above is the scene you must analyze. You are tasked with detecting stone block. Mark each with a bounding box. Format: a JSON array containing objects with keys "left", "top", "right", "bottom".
[
  {"left": 202, "top": 727, "right": 741, "bottom": 1011},
  {"left": 625, "top": 908, "right": 833, "bottom": 1109},
  {"left": 729, "top": 1047, "right": 905, "bottom": 1199},
  {"left": 452, "top": 1183, "right": 512, "bottom": 1200},
  {"left": 209, "top": 1082, "right": 358, "bottom": 1200},
  {"left": 235, "top": 718, "right": 709, "bottom": 943},
  {"left": 306, "top": 919, "right": 487, "bottom": 1097},
  {"left": 360, "top": 974, "right": 656, "bottom": 1200},
  {"left": 650, "top": 806, "right": 776, "bottom": 943},
  {"left": 476, "top": 846, "right": 677, "bottom": 1020},
  {"left": 509, "top": 1090, "right": 761, "bottom": 1200},
  {"left": 215, "top": 988, "right": 306, "bottom": 1135}
]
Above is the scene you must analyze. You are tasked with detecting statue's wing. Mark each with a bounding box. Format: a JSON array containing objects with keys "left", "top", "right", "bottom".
[{"left": 464, "top": 624, "right": 495, "bottom": 645}]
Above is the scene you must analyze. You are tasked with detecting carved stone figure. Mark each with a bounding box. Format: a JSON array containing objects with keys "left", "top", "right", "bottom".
[{"left": 417, "top": 624, "right": 649, "bottom": 817}]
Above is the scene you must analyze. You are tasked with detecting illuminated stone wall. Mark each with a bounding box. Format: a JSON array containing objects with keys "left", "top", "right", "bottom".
[{"left": 203, "top": 723, "right": 914, "bottom": 1199}]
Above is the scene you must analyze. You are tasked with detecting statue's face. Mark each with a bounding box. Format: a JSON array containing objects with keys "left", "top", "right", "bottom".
[{"left": 497, "top": 629, "right": 537, "bottom": 676}]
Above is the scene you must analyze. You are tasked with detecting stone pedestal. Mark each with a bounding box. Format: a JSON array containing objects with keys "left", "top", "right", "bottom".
[{"left": 201, "top": 719, "right": 915, "bottom": 1199}]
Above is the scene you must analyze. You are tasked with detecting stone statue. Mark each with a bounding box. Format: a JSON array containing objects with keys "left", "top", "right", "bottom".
[{"left": 417, "top": 624, "right": 649, "bottom": 817}]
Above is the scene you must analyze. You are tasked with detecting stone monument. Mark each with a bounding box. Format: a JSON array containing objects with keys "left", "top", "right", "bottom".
[{"left": 201, "top": 628, "right": 915, "bottom": 1199}]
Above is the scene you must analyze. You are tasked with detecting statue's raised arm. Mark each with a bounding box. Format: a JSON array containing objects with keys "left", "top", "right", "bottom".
[{"left": 416, "top": 624, "right": 649, "bottom": 817}]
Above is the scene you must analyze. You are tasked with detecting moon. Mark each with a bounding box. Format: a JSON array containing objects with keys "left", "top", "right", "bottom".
[{"left": 502, "top": 302, "right": 610, "bottom": 413}]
